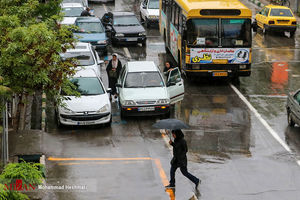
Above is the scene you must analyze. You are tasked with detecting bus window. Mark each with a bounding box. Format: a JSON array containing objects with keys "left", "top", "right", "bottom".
[
  {"left": 221, "top": 19, "right": 251, "bottom": 47},
  {"left": 186, "top": 19, "right": 219, "bottom": 47}
]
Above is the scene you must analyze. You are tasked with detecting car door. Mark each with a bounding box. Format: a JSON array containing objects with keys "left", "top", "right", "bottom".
[
  {"left": 291, "top": 91, "right": 300, "bottom": 125},
  {"left": 166, "top": 68, "right": 184, "bottom": 104},
  {"left": 92, "top": 48, "right": 102, "bottom": 77},
  {"left": 140, "top": 0, "right": 148, "bottom": 20},
  {"left": 256, "top": 7, "right": 266, "bottom": 28},
  {"left": 261, "top": 8, "right": 270, "bottom": 27},
  {"left": 117, "top": 65, "right": 127, "bottom": 95}
]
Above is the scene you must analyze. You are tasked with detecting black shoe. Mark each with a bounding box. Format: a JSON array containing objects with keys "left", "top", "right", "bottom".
[
  {"left": 165, "top": 184, "right": 175, "bottom": 188},
  {"left": 195, "top": 179, "right": 201, "bottom": 189}
]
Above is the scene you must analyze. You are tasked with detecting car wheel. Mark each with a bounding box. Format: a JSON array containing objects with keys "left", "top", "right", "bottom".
[
  {"left": 145, "top": 18, "right": 150, "bottom": 28},
  {"left": 104, "top": 115, "right": 112, "bottom": 127},
  {"left": 288, "top": 111, "right": 295, "bottom": 127},
  {"left": 290, "top": 30, "right": 296, "bottom": 37},
  {"left": 263, "top": 26, "right": 268, "bottom": 35},
  {"left": 142, "top": 40, "right": 146, "bottom": 47},
  {"left": 55, "top": 111, "right": 63, "bottom": 128}
]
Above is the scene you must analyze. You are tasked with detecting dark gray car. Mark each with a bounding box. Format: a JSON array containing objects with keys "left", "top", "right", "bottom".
[
  {"left": 102, "top": 12, "right": 147, "bottom": 46},
  {"left": 286, "top": 89, "right": 300, "bottom": 127}
]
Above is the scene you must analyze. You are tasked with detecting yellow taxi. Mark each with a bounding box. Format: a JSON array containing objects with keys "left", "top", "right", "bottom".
[{"left": 254, "top": 5, "right": 297, "bottom": 36}]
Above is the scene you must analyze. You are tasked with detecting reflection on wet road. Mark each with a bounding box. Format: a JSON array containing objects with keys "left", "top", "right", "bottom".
[{"left": 42, "top": 0, "right": 300, "bottom": 199}]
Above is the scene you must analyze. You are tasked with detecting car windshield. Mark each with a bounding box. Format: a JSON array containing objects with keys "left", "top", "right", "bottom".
[
  {"left": 148, "top": 0, "right": 159, "bottom": 9},
  {"left": 62, "top": 7, "right": 84, "bottom": 17},
  {"left": 187, "top": 19, "right": 219, "bottom": 47},
  {"left": 113, "top": 15, "right": 140, "bottom": 26},
  {"left": 60, "top": 51, "right": 95, "bottom": 66},
  {"left": 269, "top": 9, "right": 293, "bottom": 17},
  {"left": 124, "top": 72, "right": 164, "bottom": 88},
  {"left": 70, "top": 77, "right": 105, "bottom": 95},
  {"left": 221, "top": 19, "right": 251, "bottom": 47},
  {"left": 76, "top": 22, "right": 104, "bottom": 33}
]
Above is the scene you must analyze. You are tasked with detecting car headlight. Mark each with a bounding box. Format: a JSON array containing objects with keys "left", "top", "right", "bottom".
[
  {"left": 157, "top": 99, "right": 169, "bottom": 104},
  {"left": 124, "top": 100, "right": 136, "bottom": 106},
  {"left": 97, "top": 104, "right": 109, "bottom": 113},
  {"left": 60, "top": 107, "right": 75, "bottom": 114},
  {"left": 139, "top": 32, "right": 146, "bottom": 36},
  {"left": 115, "top": 33, "right": 124, "bottom": 37},
  {"left": 97, "top": 40, "right": 107, "bottom": 44}
]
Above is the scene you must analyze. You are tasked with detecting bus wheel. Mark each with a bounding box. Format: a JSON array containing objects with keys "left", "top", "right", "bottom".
[{"left": 232, "top": 76, "right": 240, "bottom": 85}]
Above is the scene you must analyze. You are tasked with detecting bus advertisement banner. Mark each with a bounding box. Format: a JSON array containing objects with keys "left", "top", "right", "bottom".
[{"left": 190, "top": 48, "right": 250, "bottom": 64}]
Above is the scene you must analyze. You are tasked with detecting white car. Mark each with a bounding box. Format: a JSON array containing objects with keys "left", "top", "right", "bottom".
[
  {"left": 116, "top": 61, "right": 184, "bottom": 117},
  {"left": 57, "top": 68, "right": 112, "bottom": 126},
  {"left": 140, "top": 0, "right": 159, "bottom": 28},
  {"left": 62, "top": 0, "right": 88, "bottom": 7},
  {"left": 61, "top": 3, "right": 85, "bottom": 25},
  {"left": 60, "top": 42, "right": 103, "bottom": 78}
]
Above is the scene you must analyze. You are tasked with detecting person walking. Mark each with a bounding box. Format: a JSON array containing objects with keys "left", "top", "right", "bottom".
[
  {"left": 165, "top": 129, "right": 200, "bottom": 189},
  {"left": 106, "top": 53, "right": 122, "bottom": 100},
  {"left": 81, "top": 7, "right": 92, "bottom": 16},
  {"left": 163, "top": 61, "right": 175, "bottom": 77}
]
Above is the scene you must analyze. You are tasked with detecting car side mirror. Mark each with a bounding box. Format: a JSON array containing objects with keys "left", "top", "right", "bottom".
[
  {"left": 97, "top": 60, "right": 104, "bottom": 65},
  {"left": 116, "top": 83, "right": 122, "bottom": 88},
  {"left": 143, "top": 5, "right": 146, "bottom": 9},
  {"left": 106, "top": 88, "right": 112, "bottom": 93}
]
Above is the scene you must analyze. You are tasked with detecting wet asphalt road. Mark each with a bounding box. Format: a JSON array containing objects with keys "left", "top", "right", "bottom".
[{"left": 42, "top": 0, "right": 300, "bottom": 199}]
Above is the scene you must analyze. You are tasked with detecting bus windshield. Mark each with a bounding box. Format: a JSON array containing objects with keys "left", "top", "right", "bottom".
[{"left": 186, "top": 18, "right": 251, "bottom": 47}]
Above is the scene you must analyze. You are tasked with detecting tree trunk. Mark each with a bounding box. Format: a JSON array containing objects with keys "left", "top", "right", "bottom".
[
  {"left": 18, "top": 94, "right": 26, "bottom": 131},
  {"left": 24, "top": 94, "right": 33, "bottom": 130}
]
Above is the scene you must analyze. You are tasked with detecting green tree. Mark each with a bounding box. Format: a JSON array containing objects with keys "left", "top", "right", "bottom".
[
  {"left": 0, "top": 0, "right": 78, "bottom": 130},
  {"left": 0, "top": 161, "right": 44, "bottom": 200}
]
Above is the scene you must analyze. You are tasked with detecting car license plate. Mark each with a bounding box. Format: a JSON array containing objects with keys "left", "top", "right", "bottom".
[
  {"left": 77, "top": 121, "right": 95, "bottom": 125},
  {"left": 138, "top": 107, "right": 155, "bottom": 112},
  {"left": 126, "top": 38, "right": 137, "bottom": 41},
  {"left": 213, "top": 72, "right": 228, "bottom": 77}
]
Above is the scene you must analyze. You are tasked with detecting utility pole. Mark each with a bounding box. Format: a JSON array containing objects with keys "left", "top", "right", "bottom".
[{"left": 2, "top": 101, "right": 9, "bottom": 165}]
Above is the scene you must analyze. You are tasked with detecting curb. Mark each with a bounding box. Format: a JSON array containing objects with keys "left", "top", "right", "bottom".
[
  {"left": 248, "top": 0, "right": 265, "bottom": 8},
  {"left": 41, "top": 93, "right": 46, "bottom": 131}
]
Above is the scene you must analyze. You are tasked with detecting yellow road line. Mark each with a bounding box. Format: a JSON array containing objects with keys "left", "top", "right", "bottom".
[
  {"left": 58, "top": 162, "right": 112, "bottom": 165},
  {"left": 48, "top": 157, "right": 152, "bottom": 161}
]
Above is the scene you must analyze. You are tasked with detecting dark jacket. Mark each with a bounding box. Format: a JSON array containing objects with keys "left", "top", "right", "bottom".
[
  {"left": 81, "top": 10, "right": 91, "bottom": 16},
  {"left": 170, "top": 130, "right": 188, "bottom": 167},
  {"left": 106, "top": 59, "right": 122, "bottom": 79},
  {"left": 163, "top": 65, "right": 175, "bottom": 77}
]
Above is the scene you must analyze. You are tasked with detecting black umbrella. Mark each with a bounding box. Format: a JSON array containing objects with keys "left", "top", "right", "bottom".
[{"left": 152, "top": 118, "right": 189, "bottom": 130}]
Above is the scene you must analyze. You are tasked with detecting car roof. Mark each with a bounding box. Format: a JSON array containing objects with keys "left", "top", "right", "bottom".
[
  {"left": 66, "top": 42, "right": 91, "bottom": 52},
  {"left": 127, "top": 61, "right": 159, "bottom": 72},
  {"left": 265, "top": 5, "right": 291, "bottom": 9},
  {"left": 76, "top": 17, "right": 101, "bottom": 22},
  {"left": 112, "top": 11, "right": 135, "bottom": 16},
  {"left": 74, "top": 68, "right": 98, "bottom": 78},
  {"left": 61, "top": 3, "right": 84, "bottom": 8}
]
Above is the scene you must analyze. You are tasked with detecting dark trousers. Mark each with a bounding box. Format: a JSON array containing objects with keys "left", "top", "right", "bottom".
[
  {"left": 108, "top": 77, "right": 117, "bottom": 95},
  {"left": 170, "top": 164, "right": 199, "bottom": 186}
]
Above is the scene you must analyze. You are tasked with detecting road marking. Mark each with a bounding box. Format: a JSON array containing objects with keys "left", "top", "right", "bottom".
[
  {"left": 49, "top": 156, "right": 175, "bottom": 198},
  {"left": 248, "top": 94, "right": 287, "bottom": 98},
  {"left": 230, "top": 84, "right": 300, "bottom": 167},
  {"left": 48, "top": 157, "right": 152, "bottom": 161},
  {"left": 123, "top": 47, "right": 131, "bottom": 59},
  {"left": 103, "top": 4, "right": 108, "bottom": 12}
]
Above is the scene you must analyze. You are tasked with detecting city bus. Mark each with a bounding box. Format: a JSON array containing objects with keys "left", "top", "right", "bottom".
[{"left": 159, "top": 0, "right": 253, "bottom": 79}]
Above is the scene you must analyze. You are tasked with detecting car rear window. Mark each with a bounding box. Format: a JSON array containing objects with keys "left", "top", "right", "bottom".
[
  {"left": 269, "top": 9, "right": 293, "bottom": 17},
  {"left": 60, "top": 51, "right": 95, "bottom": 66},
  {"left": 124, "top": 72, "right": 164, "bottom": 88},
  {"left": 113, "top": 15, "right": 140, "bottom": 26}
]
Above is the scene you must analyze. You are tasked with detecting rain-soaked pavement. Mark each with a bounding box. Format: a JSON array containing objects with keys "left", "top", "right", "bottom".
[{"left": 41, "top": 0, "right": 300, "bottom": 199}]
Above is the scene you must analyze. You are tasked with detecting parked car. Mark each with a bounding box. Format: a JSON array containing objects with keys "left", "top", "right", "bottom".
[
  {"left": 116, "top": 61, "right": 184, "bottom": 117},
  {"left": 254, "top": 5, "right": 297, "bottom": 36},
  {"left": 102, "top": 12, "right": 147, "bottom": 46},
  {"left": 60, "top": 42, "right": 103, "bottom": 78},
  {"left": 140, "top": 0, "right": 159, "bottom": 28},
  {"left": 286, "top": 89, "right": 300, "bottom": 127},
  {"left": 57, "top": 68, "right": 112, "bottom": 126},
  {"left": 61, "top": 3, "right": 85, "bottom": 25},
  {"left": 62, "top": 0, "right": 88, "bottom": 7},
  {"left": 74, "top": 17, "right": 108, "bottom": 54}
]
